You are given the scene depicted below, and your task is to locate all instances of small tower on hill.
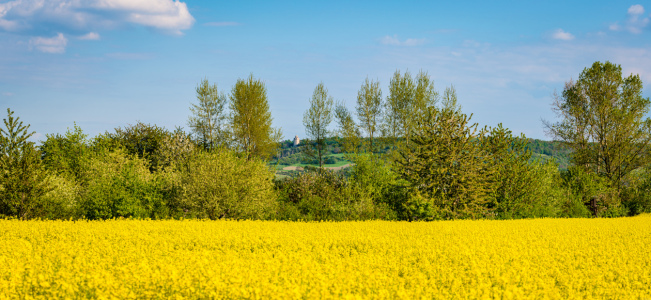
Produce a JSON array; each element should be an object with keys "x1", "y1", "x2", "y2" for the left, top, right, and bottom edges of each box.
[{"x1": 293, "y1": 135, "x2": 300, "y2": 146}]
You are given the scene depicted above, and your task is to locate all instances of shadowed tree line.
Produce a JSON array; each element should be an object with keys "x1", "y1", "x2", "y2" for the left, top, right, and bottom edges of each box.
[{"x1": 2, "y1": 62, "x2": 651, "y2": 220}]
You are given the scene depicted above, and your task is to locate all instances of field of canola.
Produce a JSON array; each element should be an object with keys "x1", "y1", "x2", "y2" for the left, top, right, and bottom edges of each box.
[{"x1": 1, "y1": 216, "x2": 650, "y2": 299}]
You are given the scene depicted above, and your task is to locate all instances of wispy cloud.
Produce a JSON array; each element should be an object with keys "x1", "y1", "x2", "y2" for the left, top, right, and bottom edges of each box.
[
  {"x1": 79, "y1": 32, "x2": 100, "y2": 40},
  {"x1": 204, "y1": 22, "x2": 240, "y2": 27},
  {"x1": 29, "y1": 33, "x2": 67, "y2": 53},
  {"x1": 2, "y1": 92, "x2": 14, "y2": 96},
  {"x1": 0, "y1": 0, "x2": 195, "y2": 35},
  {"x1": 380, "y1": 35, "x2": 426, "y2": 46},
  {"x1": 551, "y1": 29, "x2": 575, "y2": 41},
  {"x1": 106, "y1": 52, "x2": 154, "y2": 60},
  {"x1": 610, "y1": 4, "x2": 649, "y2": 34}
]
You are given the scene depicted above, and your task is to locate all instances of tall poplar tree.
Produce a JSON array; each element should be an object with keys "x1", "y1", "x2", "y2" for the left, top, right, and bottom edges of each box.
[
  {"x1": 356, "y1": 77, "x2": 382, "y2": 152},
  {"x1": 188, "y1": 78, "x2": 227, "y2": 151},
  {"x1": 230, "y1": 74, "x2": 282, "y2": 160},
  {"x1": 384, "y1": 70, "x2": 414, "y2": 145},
  {"x1": 303, "y1": 82, "x2": 334, "y2": 168}
]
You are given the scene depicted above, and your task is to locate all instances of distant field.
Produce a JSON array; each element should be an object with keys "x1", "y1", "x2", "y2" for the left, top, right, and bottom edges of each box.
[
  {"x1": 273, "y1": 153, "x2": 353, "y2": 170},
  {"x1": 2, "y1": 216, "x2": 650, "y2": 298}
]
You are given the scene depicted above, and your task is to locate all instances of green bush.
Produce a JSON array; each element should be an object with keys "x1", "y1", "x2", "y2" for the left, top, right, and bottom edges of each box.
[
  {"x1": 493, "y1": 160, "x2": 565, "y2": 219},
  {"x1": 560, "y1": 166, "x2": 625, "y2": 217},
  {"x1": 79, "y1": 149, "x2": 168, "y2": 220},
  {"x1": 178, "y1": 150, "x2": 277, "y2": 220},
  {"x1": 621, "y1": 168, "x2": 651, "y2": 215},
  {"x1": 274, "y1": 167, "x2": 396, "y2": 221},
  {"x1": 37, "y1": 174, "x2": 81, "y2": 219}
]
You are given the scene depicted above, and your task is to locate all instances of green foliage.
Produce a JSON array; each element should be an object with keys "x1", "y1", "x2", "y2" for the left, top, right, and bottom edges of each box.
[
  {"x1": 230, "y1": 74, "x2": 282, "y2": 160},
  {"x1": 384, "y1": 70, "x2": 438, "y2": 151},
  {"x1": 303, "y1": 82, "x2": 334, "y2": 168},
  {"x1": 334, "y1": 102, "x2": 361, "y2": 154},
  {"x1": 79, "y1": 149, "x2": 168, "y2": 220},
  {"x1": 396, "y1": 105, "x2": 493, "y2": 220},
  {"x1": 188, "y1": 78, "x2": 228, "y2": 150},
  {"x1": 153, "y1": 127, "x2": 196, "y2": 171},
  {"x1": 179, "y1": 150, "x2": 277, "y2": 220},
  {"x1": 621, "y1": 168, "x2": 651, "y2": 215},
  {"x1": 109, "y1": 122, "x2": 170, "y2": 172},
  {"x1": 347, "y1": 154, "x2": 402, "y2": 210},
  {"x1": 0, "y1": 108, "x2": 51, "y2": 219},
  {"x1": 356, "y1": 77, "x2": 382, "y2": 152},
  {"x1": 481, "y1": 124, "x2": 563, "y2": 219},
  {"x1": 275, "y1": 168, "x2": 396, "y2": 221},
  {"x1": 384, "y1": 70, "x2": 415, "y2": 145},
  {"x1": 560, "y1": 166, "x2": 624, "y2": 217},
  {"x1": 40, "y1": 123, "x2": 90, "y2": 179},
  {"x1": 38, "y1": 174, "x2": 81, "y2": 219},
  {"x1": 545, "y1": 61, "x2": 651, "y2": 190}
]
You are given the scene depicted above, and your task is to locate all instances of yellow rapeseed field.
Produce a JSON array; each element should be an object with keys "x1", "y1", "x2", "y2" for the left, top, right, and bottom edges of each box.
[{"x1": 1, "y1": 216, "x2": 650, "y2": 299}]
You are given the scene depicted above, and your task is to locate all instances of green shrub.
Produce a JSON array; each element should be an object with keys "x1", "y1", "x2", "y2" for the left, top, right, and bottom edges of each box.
[
  {"x1": 179, "y1": 150, "x2": 277, "y2": 220},
  {"x1": 79, "y1": 149, "x2": 168, "y2": 220},
  {"x1": 37, "y1": 174, "x2": 81, "y2": 219},
  {"x1": 621, "y1": 168, "x2": 651, "y2": 215},
  {"x1": 274, "y1": 167, "x2": 396, "y2": 221},
  {"x1": 493, "y1": 160, "x2": 565, "y2": 219},
  {"x1": 560, "y1": 166, "x2": 625, "y2": 217}
]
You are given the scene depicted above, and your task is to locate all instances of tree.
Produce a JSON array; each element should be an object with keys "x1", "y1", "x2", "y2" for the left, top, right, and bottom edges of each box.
[
  {"x1": 356, "y1": 77, "x2": 382, "y2": 152},
  {"x1": 153, "y1": 127, "x2": 196, "y2": 171},
  {"x1": 40, "y1": 123, "x2": 90, "y2": 180},
  {"x1": 188, "y1": 78, "x2": 228, "y2": 151},
  {"x1": 396, "y1": 104, "x2": 493, "y2": 220},
  {"x1": 0, "y1": 109, "x2": 50, "y2": 219},
  {"x1": 303, "y1": 82, "x2": 334, "y2": 168},
  {"x1": 230, "y1": 74, "x2": 282, "y2": 160},
  {"x1": 414, "y1": 70, "x2": 439, "y2": 119},
  {"x1": 110, "y1": 122, "x2": 169, "y2": 172},
  {"x1": 334, "y1": 101, "x2": 361, "y2": 154},
  {"x1": 384, "y1": 70, "x2": 414, "y2": 145},
  {"x1": 384, "y1": 70, "x2": 436, "y2": 150},
  {"x1": 544, "y1": 61, "x2": 651, "y2": 191}
]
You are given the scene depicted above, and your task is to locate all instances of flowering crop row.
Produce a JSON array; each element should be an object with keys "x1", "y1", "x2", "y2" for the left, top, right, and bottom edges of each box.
[{"x1": 1, "y1": 216, "x2": 650, "y2": 299}]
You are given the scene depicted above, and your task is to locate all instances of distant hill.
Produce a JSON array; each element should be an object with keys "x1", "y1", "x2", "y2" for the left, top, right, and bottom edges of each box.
[
  {"x1": 526, "y1": 139, "x2": 571, "y2": 169},
  {"x1": 272, "y1": 137, "x2": 572, "y2": 170}
]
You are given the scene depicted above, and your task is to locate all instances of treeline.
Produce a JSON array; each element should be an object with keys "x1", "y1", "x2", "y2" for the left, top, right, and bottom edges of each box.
[
  {"x1": 1, "y1": 61, "x2": 651, "y2": 220},
  {"x1": 274, "y1": 137, "x2": 571, "y2": 169}
]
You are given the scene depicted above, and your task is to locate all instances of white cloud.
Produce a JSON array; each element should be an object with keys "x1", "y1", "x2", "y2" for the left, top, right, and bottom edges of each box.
[
  {"x1": 551, "y1": 29, "x2": 575, "y2": 41},
  {"x1": 29, "y1": 33, "x2": 67, "y2": 53},
  {"x1": 628, "y1": 4, "x2": 645, "y2": 15},
  {"x1": 79, "y1": 32, "x2": 100, "y2": 40},
  {"x1": 204, "y1": 22, "x2": 240, "y2": 27},
  {"x1": 380, "y1": 35, "x2": 425, "y2": 46},
  {"x1": 0, "y1": 0, "x2": 195, "y2": 35},
  {"x1": 610, "y1": 5, "x2": 649, "y2": 34}
]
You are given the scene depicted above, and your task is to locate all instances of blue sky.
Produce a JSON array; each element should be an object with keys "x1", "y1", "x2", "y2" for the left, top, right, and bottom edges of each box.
[{"x1": 1, "y1": 0, "x2": 650, "y2": 142}]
